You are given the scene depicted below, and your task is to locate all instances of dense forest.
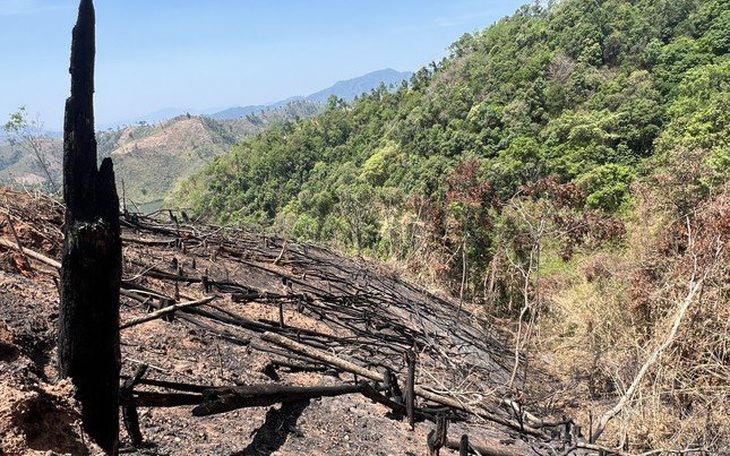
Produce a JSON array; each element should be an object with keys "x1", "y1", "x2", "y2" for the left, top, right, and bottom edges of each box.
[
  {"x1": 173, "y1": 0, "x2": 727, "y2": 295},
  {"x1": 171, "y1": 0, "x2": 730, "y2": 449}
]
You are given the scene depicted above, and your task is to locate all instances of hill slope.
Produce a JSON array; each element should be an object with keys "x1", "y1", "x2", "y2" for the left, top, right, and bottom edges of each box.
[
  {"x1": 0, "y1": 138, "x2": 62, "y2": 193},
  {"x1": 0, "y1": 101, "x2": 319, "y2": 210},
  {"x1": 172, "y1": 0, "x2": 730, "y2": 450},
  {"x1": 100, "y1": 116, "x2": 235, "y2": 210},
  {"x1": 173, "y1": 0, "x2": 730, "y2": 296},
  {"x1": 0, "y1": 187, "x2": 573, "y2": 455}
]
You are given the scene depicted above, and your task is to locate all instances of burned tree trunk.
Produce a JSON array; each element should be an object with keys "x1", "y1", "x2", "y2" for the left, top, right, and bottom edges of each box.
[
  {"x1": 58, "y1": 1, "x2": 122, "y2": 454},
  {"x1": 192, "y1": 383, "x2": 367, "y2": 416}
]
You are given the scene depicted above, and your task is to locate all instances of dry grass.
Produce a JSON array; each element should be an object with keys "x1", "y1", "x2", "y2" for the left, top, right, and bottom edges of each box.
[{"x1": 526, "y1": 186, "x2": 730, "y2": 452}]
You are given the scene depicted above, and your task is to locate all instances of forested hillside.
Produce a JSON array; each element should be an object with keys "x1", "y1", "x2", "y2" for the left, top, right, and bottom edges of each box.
[
  {"x1": 0, "y1": 101, "x2": 321, "y2": 211},
  {"x1": 173, "y1": 0, "x2": 730, "y2": 449},
  {"x1": 174, "y1": 0, "x2": 728, "y2": 289},
  {"x1": 97, "y1": 101, "x2": 320, "y2": 210}
]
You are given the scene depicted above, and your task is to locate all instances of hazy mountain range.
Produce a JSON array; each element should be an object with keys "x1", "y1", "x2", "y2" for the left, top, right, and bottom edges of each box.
[
  {"x1": 108, "y1": 68, "x2": 413, "y2": 128},
  {"x1": 1, "y1": 68, "x2": 414, "y2": 209}
]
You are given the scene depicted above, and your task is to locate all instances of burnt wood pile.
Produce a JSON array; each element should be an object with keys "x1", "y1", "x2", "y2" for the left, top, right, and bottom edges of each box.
[
  {"x1": 114, "y1": 210, "x2": 592, "y2": 454},
  {"x1": 0, "y1": 196, "x2": 616, "y2": 454}
]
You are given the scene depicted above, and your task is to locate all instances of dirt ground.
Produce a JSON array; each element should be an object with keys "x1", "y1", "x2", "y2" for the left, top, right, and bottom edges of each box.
[{"x1": 0, "y1": 188, "x2": 566, "y2": 455}]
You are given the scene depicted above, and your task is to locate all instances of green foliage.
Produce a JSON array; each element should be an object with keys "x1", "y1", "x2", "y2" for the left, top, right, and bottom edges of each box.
[
  {"x1": 4, "y1": 107, "x2": 29, "y2": 134},
  {"x1": 173, "y1": 0, "x2": 729, "y2": 301},
  {"x1": 577, "y1": 163, "x2": 636, "y2": 211}
]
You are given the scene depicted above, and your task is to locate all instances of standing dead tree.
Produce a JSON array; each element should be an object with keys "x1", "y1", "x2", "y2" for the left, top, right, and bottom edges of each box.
[
  {"x1": 3, "y1": 107, "x2": 60, "y2": 194},
  {"x1": 58, "y1": 0, "x2": 122, "y2": 454}
]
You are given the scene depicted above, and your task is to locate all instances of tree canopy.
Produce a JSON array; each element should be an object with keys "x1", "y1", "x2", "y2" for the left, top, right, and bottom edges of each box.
[{"x1": 172, "y1": 0, "x2": 730, "y2": 302}]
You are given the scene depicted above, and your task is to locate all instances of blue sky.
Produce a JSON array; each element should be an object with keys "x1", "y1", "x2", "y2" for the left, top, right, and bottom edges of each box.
[{"x1": 1, "y1": 0, "x2": 527, "y2": 130}]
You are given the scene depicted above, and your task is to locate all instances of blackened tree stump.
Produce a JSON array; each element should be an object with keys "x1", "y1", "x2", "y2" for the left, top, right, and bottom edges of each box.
[{"x1": 58, "y1": 1, "x2": 122, "y2": 454}]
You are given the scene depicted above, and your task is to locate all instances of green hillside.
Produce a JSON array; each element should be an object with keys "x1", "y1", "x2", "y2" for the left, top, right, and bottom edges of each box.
[
  {"x1": 0, "y1": 138, "x2": 61, "y2": 191},
  {"x1": 172, "y1": 0, "x2": 730, "y2": 449},
  {"x1": 175, "y1": 0, "x2": 729, "y2": 272},
  {"x1": 99, "y1": 101, "x2": 322, "y2": 209}
]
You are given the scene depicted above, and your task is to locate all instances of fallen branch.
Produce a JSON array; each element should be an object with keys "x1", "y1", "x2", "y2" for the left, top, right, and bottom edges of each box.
[
  {"x1": 590, "y1": 260, "x2": 713, "y2": 443},
  {"x1": 121, "y1": 235, "x2": 177, "y2": 246},
  {"x1": 0, "y1": 238, "x2": 146, "y2": 303},
  {"x1": 129, "y1": 377, "x2": 209, "y2": 393},
  {"x1": 0, "y1": 237, "x2": 60, "y2": 268},
  {"x1": 359, "y1": 382, "x2": 439, "y2": 422},
  {"x1": 120, "y1": 296, "x2": 216, "y2": 329},
  {"x1": 262, "y1": 332, "x2": 548, "y2": 438},
  {"x1": 3, "y1": 216, "x2": 35, "y2": 276},
  {"x1": 500, "y1": 399, "x2": 568, "y2": 429},
  {"x1": 445, "y1": 437, "x2": 522, "y2": 456},
  {"x1": 192, "y1": 382, "x2": 367, "y2": 416},
  {"x1": 263, "y1": 331, "x2": 384, "y2": 381},
  {"x1": 125, "y1": 391, "x2": 203, "y2": 408}
]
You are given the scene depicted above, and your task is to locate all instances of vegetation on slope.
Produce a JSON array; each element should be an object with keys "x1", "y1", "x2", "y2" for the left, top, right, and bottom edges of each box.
[
  {"x1": 175, "y1": 0, "x2": 728, "y2": 290},
  {"x1": 0, "y1": 101, "x2": 321, "y2": 210},
  {"x1": 173, "y1": 0, "x2": 730, "y2": 449},
  {"x1": 99, "y1": 101, "x2": 322, "y2": 209}
]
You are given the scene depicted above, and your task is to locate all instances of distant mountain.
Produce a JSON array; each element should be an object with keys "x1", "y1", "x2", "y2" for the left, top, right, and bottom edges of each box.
[
  {"x1": 0, "y1": 68, "x2": 412, "y2": 207},
  {"x1": 207, "y1": 104, "x2": 277, "y2": 121},
  {"x1": 209, "y1": 69, "x2": 412, "y2": 121},
  {"x1": 103, "y1": 69, "x2": 412, "y2": 126},
  {"x1": 304, "y1": 69, "x2": 413, "y2": 104}
]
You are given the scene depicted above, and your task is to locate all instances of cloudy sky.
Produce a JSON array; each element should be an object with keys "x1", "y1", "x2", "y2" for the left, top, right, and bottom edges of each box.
[{"x1": 0, "y1": 0, "x2": 526, "y2": 129}]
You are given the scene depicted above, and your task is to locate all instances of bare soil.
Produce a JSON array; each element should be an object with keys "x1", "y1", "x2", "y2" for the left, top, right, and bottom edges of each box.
[{"x1": 0, "y1": 188, "x2": 566, "y2": 455}]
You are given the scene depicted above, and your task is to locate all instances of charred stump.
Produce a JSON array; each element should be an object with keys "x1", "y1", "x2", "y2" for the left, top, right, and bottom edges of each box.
[
  {"x1": 405, "y1": 347, "x2": 416, "y2": 430},
  {"x1": 58, "y1": 0, "x2": 122, "y2": 454},
  {"x1": 427, "y1": 415, "x2": 448, "y2": 456}
]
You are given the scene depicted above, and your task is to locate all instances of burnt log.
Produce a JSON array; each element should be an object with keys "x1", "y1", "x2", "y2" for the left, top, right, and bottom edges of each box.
[
  {"x1": 119, "y1": 296, "x2": 215, "y2": 329},
  {"x1": 192, "y1": 383, "x2": 367, "y2": 416},
  {"x1": 125, "y1": 391, "x2": 204, "y2": 408},
  {"x1": 444, "y1": 437, "x2": 523, "y2": 456},
  {"x1": 459, "y1": 435, "x2": 469, "y2": 456},
  {"x1": 262, "y1": 332, "x2": 549, "y2": 438},
  {"x1": 58, "y1": 1, "x2": 122, "y2": 454},
  {"x1": 121, "y1": 365, "x2": 147, "y2": 447},
  {"x1": 427, "y1": 415, "x2": 448, "y2": 456}
]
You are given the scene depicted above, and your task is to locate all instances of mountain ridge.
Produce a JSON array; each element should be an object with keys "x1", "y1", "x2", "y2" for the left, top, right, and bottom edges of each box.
[
  {"x1": 0, "y1": 66, "x2": 413, "y2": 206},
  {"x1": 206, "y1": 68, "x2": 412, "y2": 121},
  {"x1": 104, "y1": 68, "x2": 413, "y2": 128}
]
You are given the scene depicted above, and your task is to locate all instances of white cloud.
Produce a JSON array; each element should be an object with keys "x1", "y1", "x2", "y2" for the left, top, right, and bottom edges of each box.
[{"x1": 0, "y1": 0, "x2": 71, "y2": 16}]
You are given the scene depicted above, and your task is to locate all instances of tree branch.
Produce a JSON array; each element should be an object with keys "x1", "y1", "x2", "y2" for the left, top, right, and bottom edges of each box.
[
  {"x1": 590, "y1": 247, "x2": 719, "y2": 442},
  {"x1": 120, "y1": 296, "x2": 216, "y2": 329}
]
